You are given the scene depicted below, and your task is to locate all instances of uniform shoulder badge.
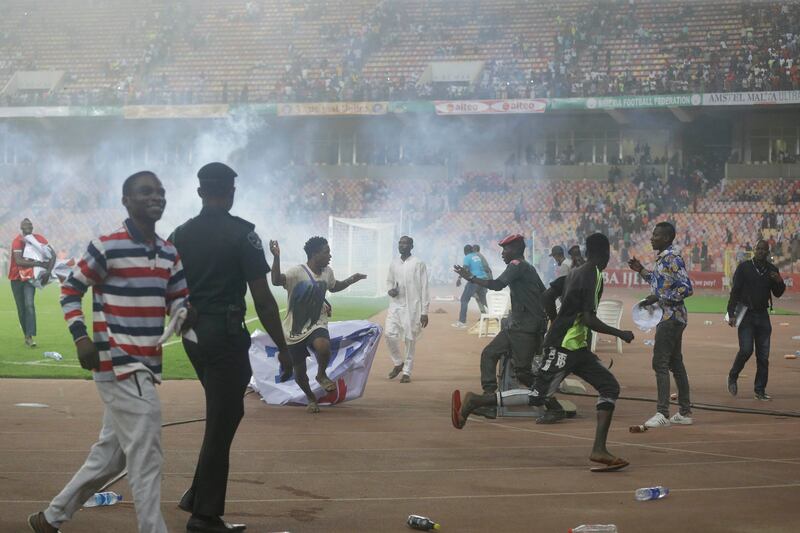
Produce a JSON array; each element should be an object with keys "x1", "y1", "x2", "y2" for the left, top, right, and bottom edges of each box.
[{"x1": 247, "y1": 231, "x2": 263, "y2": 250}]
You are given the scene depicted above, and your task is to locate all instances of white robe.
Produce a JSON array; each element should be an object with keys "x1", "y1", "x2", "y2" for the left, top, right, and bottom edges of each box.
[{"x1": 385, "y1": 255, "x2": 430, "y2": 341}]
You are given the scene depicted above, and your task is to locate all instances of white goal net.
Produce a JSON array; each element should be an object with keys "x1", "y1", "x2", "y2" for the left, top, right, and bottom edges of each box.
[{"x1": 328, "y1": 216, "x2": 395, "y2": 297}]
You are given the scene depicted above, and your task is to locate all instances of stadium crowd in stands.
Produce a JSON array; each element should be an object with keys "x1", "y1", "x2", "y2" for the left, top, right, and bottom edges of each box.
[
  {"x1": 2, "y1": 0, "x2": 800, "y2": 106},
  {"x1": 3, "y1": 157, "x2": 799, "y2": 286}
]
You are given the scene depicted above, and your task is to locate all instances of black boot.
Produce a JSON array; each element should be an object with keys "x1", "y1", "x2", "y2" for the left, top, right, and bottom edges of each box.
[
  {"x1": 536, "y1": 397, "x2": 567, "y2": 424},
  {"x1": 463, "y1": 391, "x2": 498, "y2": 419}
]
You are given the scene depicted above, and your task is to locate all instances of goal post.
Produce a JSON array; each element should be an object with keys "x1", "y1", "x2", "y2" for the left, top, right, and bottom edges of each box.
[{"x1": 328, "y1": 216, "x2": 396, "y2": 297}]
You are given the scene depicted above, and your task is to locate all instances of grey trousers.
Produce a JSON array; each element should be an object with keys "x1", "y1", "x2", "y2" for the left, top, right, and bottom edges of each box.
[
  {"x1": 10, "y1": 279, "x2": 36, "y2": 336},
  {"x1": 44, "y1": 372, "x2": 167, "y2": 533},
  {"x1": 653, "y1": 319, "x2": 691, "y2": 416},
  {"x1": 480, "y1": 328, "x2": 543, "y2": 393}
]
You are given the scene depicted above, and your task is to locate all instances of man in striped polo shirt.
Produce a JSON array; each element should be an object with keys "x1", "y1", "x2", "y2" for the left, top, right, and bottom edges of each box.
[{"x1": 28, "y1": 171, "x2": 187, "y2": 533}]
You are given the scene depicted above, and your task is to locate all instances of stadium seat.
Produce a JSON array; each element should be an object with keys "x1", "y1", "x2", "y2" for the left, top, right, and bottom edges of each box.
[
  {"x1": 591, "y1": 299, "x2": 624, "y2": 354},
  {"x1": 477, "y1": 289, "x2": 511, "y2": 338}
]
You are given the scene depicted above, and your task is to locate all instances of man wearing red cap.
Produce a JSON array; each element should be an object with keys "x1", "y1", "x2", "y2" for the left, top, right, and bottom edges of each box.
[
  {"x1": 453, "y1": 233, "x2": 547, "y2": 397},
  {"x1": 453, "y1": 233, "x2": 635, "y2": 472}
]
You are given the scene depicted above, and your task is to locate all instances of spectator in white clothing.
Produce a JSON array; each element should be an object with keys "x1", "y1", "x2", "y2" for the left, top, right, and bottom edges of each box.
[{"x1": 386, "y1": 236, "x2": 430, "y2": 383}]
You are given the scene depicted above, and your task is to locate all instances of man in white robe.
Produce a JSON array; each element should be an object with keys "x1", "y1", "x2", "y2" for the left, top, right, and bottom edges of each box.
[{"x1": 386, "y1": 236, "x2": 429, "y2": 383}]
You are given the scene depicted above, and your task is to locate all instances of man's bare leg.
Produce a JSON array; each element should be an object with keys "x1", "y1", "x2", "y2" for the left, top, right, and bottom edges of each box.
[
  {"x1": 293, "y1": 359, "x2": 319, "y2": 414},
  {"x1": 311, "y1": 336, "x2": 336, "y2": 392},
  {"x1": 589, "y1": 407, "x2": 628, "y2": 471}
]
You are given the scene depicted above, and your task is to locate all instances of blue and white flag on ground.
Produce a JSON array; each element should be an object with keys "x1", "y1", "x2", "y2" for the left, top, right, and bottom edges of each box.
[{"x1": 249, "y1": 320, "x2": 382, "y2": 406}]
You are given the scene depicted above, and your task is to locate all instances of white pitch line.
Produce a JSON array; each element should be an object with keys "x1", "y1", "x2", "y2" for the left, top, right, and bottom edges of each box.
[
  {"x1": 211, "y1": 482, "x2": 800, "y2": 503},
  {"x1": 6, "y1": 439, "x2": 800, "y2": 456},
  {"x1": 473, "y1": 417, "x2": 800, "y2": 467},
  {"x1": 2, "y1": 361, "x2": 82, "y2": 368},
  {"x1": 3, "y1": 482, "x2": 800, "y2": 505},
  {"x1": 0, "y1": 459, "x2": 777, "y2": 476}
]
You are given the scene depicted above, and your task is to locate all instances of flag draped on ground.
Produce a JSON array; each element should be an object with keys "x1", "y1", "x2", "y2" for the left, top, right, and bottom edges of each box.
[{"x1": 249, "y1": 320, "x2": 382, "y2": 406}]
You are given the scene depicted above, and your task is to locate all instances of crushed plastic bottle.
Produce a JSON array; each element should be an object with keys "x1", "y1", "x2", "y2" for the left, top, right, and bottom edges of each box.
[
  {"x1": 84, "y1": 491, "x2": 122, "y2": 507},
  {"x1": 643, "y1": 339, "x2": 655, "y2": 346},
  {"x1": 43, "y1": 351, "x2": 63, "y2": 361},
  {"x1": 407, "y1": 515, "x2": 440, "y2": 531},
  {"x1": 635, "y1": 486, "x2": 669, "y2": 501},
  {"x1": 569, "y1": 526, "x2": 618, "y2": 533}
]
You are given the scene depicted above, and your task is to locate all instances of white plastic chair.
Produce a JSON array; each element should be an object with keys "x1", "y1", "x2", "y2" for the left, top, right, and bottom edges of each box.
[
  {"x1": 478, "y1": 290, "x2": 510, "y2": 337},
  {"x1": 591, "y1": 299, "x2": 624, "y2": 354}
]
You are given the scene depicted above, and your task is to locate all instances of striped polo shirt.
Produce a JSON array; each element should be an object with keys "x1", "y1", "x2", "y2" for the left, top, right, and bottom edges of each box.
[{"x1": 60, "y1": 219, "x2": 189, "y2": 382}]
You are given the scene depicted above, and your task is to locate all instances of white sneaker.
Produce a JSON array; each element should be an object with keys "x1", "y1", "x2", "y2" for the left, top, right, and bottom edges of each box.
[
  {"x1": 451, "y1": 322, "x2": 466, "y2": 328},
  {"x1": 644, "y1": 412, "x2": 671, "y2": 428},
  {"x1": 670, "y1": 413, "x2": 693, "y2": 425}
]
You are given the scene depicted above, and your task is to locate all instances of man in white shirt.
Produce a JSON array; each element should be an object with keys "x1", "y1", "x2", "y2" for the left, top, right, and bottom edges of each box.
[
  {"x1": 386, "y1": 236, "x2": 430, "y2": 383},
  {"x1": 270, "y1": 237, "x2": 367, "y2": 412}
]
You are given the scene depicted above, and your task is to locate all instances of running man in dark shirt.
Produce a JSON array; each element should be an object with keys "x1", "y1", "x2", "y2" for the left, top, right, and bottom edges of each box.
[
  {"x1": 452, "y1": 233, "x2": 635, "y2": 472},
  {"x1": 453, "y1": 234, "x2": 546, "y2": 394}
]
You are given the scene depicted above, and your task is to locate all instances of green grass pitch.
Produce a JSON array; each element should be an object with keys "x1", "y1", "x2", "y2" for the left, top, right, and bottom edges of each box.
[{"x1": 0, "y1": 279, "x2": 388, "y2": 379}]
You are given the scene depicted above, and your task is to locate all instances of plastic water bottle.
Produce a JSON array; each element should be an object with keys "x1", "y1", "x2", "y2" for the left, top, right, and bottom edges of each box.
[
  {"x1": 84, "y1": 491, "x2": 122, "y2": 507},
  {"x1": 635, "y1": 486, "x2": 669, "y2": 501},
  {"x1": 43, "y1": 351, "x2": 63, "y2": 361},
  {"x1": 643, "y1": 339, "x2": 655, "y2": 346},
  {"x1": 569, "y1": 526, "x2": 618, "y2": 533},
  {"x1": 407, "y1": 514, "x2": 440, "y2": 531}
]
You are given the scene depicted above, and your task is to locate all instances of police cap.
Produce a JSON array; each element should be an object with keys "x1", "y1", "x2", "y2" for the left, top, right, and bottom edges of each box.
[{"x1": 197, "y1": 162, "x2": 237, "y2": 191}]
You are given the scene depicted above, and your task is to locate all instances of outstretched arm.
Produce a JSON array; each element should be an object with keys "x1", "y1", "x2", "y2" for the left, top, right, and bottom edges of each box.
[
  {"x1": 453, "y1": 264, "x2": 505, "y2": 290},
  {"x1": 583, "y1": 273, "x2": 633, "y2": 342},
  {"x1": 269, "y1": 240, "x2": 287, "y2": 287},
  {"x1": 584, "y1": 312, "x2": 634, "y2": 343},
  {"x1": 331, "y1": 272, "x2": 367, "y2": 293}
]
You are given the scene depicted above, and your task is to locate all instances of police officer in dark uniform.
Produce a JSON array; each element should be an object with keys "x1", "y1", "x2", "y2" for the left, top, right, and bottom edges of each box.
[
  {"x1": 170, "y1": 162, "x2": 289, "y2": 533},
  {"x1": 454, "y1": 234, "x2": 547, "y2": 394}
]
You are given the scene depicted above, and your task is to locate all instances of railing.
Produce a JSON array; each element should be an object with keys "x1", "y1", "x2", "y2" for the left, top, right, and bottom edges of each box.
[{"x1": 725, "y1": 163, "x2": 800, "y2": 180}]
